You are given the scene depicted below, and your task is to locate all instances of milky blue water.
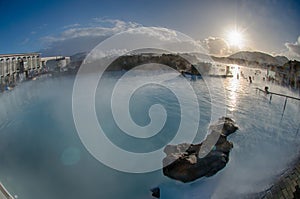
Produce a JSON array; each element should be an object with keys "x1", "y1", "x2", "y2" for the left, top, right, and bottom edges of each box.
[{"x1": 0, "y1": 67, "x2": 299, "y2": 199}]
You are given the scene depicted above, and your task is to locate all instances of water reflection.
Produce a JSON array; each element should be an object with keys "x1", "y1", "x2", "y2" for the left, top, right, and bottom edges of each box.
[{"x1": 224, "y1": 65, "x2": 240, "y2": 112}]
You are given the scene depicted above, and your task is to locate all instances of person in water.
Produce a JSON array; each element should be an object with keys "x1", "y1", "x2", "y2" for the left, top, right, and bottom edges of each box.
[{"x1": 265, "y1": 86, "x2": 269, "y2": 94}]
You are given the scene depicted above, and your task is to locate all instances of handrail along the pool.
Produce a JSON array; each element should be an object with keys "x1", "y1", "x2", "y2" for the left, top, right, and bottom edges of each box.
[{"x1": 255, "y1": 87, "x2": 300, "y2": 120}]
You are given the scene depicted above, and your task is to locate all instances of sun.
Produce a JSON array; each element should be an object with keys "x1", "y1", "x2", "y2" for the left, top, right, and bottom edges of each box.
[{"x1": 227, "y1": 29, "x2": 244, "y2": 48}]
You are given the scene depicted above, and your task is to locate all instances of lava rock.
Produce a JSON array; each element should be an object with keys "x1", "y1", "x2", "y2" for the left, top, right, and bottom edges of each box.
[
  {"x1": 150, "y1": 187, "x2": 160, "y2": 198},
  {"x1": 163, "y1": 117, "x2": 238, "y2": 183}
]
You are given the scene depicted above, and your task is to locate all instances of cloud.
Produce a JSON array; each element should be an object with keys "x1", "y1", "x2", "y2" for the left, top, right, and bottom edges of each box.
[
  {"x1": 87, "y1": 48, "x2": 129, "y2": 61},
  {"x1": 40, "y1": 19, "x2": 142, "y2": 56},
  {"x1": 41, "y1": 18, "x2": 206, "y2": 57},
  {"x1": 277, "y1": 36, "x2": 300, "y2": 61},
  {"x1": 285, "y1": 36, "x2": 300, "y2": 57},
  {"x1": 43, "y1": 27, "x2": 117, "y2": 43},
  {"x1": 42, "y1": 19, "x2": 141, "y2": 44},
  {"x1": 40, "y1": 18, "x2": 207, "y2": 57},
  {"x1": 202, "y1": 37, "x2": 231, "y2": 56},
  {"x1": 92, "y1": 18, "x2": 140, "y2": 29},
  {"x1": 63, "y1": 23, "x2": 81, "y2": 29},
  {"x1": 40, "y1": 35, "x2": 109, "y2": 56},
  {"x1": 84, "y1": 27, "x2": 207, "y2": 62},
  {"x1": 126, "y1": 27, "x2": 179, "y2": 41}
]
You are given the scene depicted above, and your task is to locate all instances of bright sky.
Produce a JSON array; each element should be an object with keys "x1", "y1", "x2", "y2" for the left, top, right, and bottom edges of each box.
[{"x1": 0, "y1": 0, "x2": 300, "y2": 58}]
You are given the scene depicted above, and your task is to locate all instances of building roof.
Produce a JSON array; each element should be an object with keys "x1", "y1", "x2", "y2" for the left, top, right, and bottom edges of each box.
[{"x1": 0, "y1": 53, "x2": 40, "y2": 57}]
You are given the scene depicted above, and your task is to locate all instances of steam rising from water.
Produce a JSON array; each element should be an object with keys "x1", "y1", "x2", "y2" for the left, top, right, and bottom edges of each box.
[{"x1": 0, "y1": 68, "x2": 299, "y2": 199}]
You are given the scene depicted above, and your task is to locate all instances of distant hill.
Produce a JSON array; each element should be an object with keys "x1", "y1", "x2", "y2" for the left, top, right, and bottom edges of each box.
[
  {"x1": 68, "y1": 52, "x2": 88, "y2": 69},
  {"x1": 67, "y1": 50, "x2": 290, "y2": 72},
  {"x1": 274, "y1": 55, "x2": 289, "y2": 65},
  {"x1": 67, "y1": 52, "x2": 207, "y2": 74},
  {"x1": 228, "y1": 51, "x2": 288, "y2": 65},
  {"x1": 212, "y1": 51, "x2": 289, "y2": 67},
  {"x1": 70, "y1": 52, "x2": 87, "y2": 62}
]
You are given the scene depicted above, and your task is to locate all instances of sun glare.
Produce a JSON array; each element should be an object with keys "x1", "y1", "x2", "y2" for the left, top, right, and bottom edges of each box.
[{"x1": 227, "y1": 30, "x2": 244, "y2": 48}]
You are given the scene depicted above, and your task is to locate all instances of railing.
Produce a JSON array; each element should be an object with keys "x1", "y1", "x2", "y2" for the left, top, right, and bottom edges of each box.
[
  {"x1": 256, "y1": 87, "x2": 300, "y2": 100},
  {"x1": 256, "y1": 87, "x2": 300, "y2": 115},
  {"x1": 256, "y1": 87, "x2": 300, "y2": 135}
]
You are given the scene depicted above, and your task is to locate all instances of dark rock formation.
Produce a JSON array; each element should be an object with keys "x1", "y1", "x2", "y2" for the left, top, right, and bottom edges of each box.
[
  {"x1": 163, "y1": 117, "x2": 238, "y2": 183},
  {"x1": 150, "y1": 187, "x2": 160, "y2": 198},
  {"x1": 107, "y1": 53, "x2": 194, "y2": 71}
]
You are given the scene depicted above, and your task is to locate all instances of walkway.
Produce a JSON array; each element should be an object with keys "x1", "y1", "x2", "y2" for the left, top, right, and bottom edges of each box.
[
  {"x1": 260, "y1": 157, "x2": 300, "y2": 199},
  {"x1": 0, "y1": 183, "x2": 14, "y2": 199}
]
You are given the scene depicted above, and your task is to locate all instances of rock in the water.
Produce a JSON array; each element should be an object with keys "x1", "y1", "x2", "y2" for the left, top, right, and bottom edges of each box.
[
  {"x1": 150, "y1": 187, "x2": 160, "y2": 198},
  {"x1": 162, "y1": 117, "x2": 238, "y2": 183}
]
